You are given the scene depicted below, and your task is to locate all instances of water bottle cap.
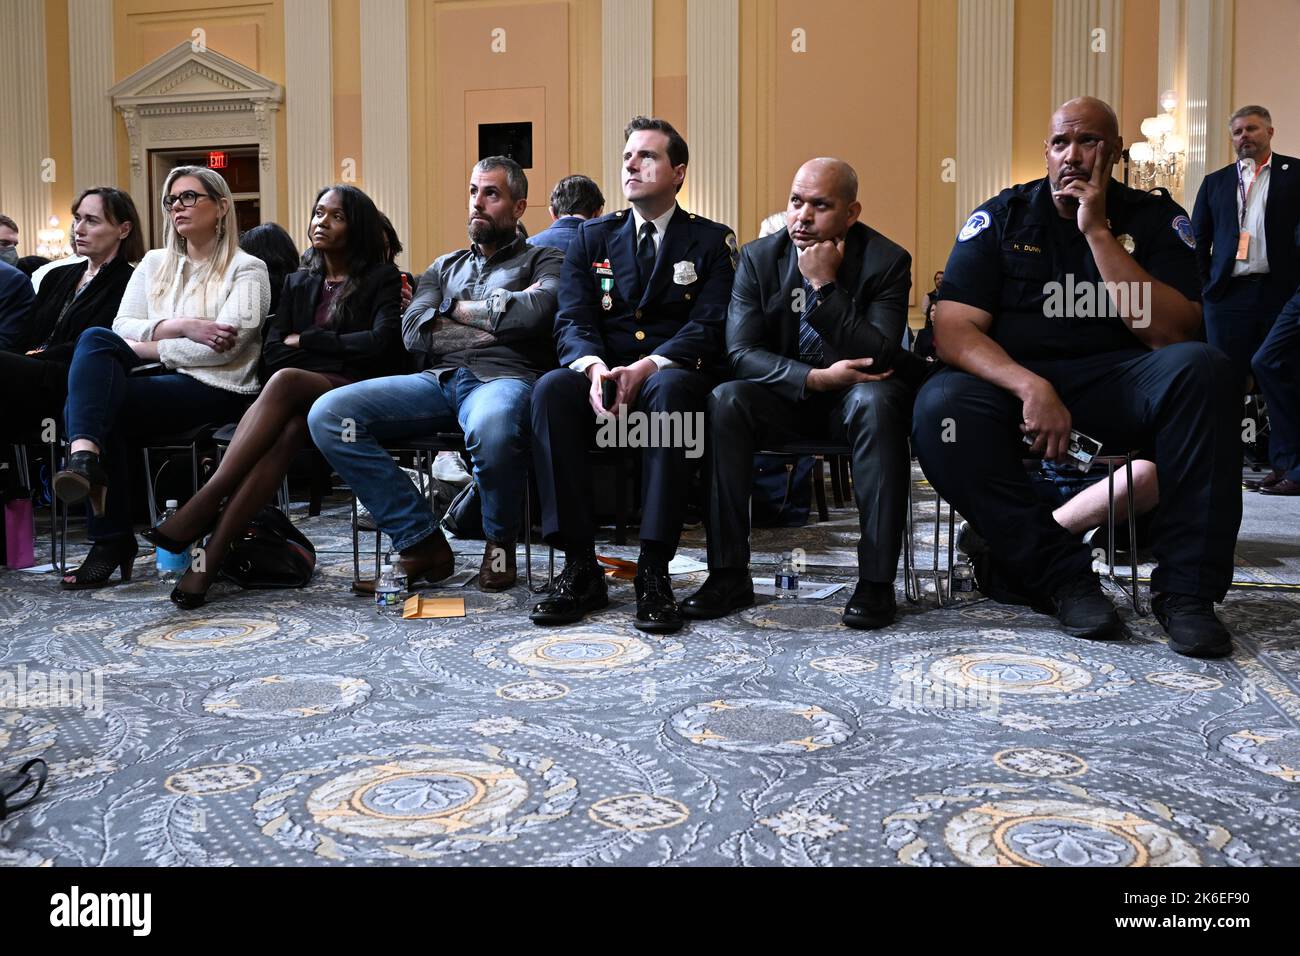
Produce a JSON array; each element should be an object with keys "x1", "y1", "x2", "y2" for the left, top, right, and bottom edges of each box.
[
  {"x1": 165, "y1": 499, "x2": 179, "y2": 508},
  {"x1": 380, "y1": 564, "x2": 394, "y2": 574}
]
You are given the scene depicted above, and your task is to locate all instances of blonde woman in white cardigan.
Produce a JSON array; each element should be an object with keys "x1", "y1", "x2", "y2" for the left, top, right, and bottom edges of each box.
[{"x1": 53, "y1": 165, "x2": 270, "y2": 589}]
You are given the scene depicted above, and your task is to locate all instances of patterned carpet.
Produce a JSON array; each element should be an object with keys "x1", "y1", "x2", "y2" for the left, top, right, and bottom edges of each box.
[{"x1": 2, "y1": 472, "x2": 1299, "y2": 867}]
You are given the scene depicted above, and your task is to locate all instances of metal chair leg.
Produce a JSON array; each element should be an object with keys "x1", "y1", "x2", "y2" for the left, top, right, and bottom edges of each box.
[
  {"x1": 813, "y1": 456, "x2": 829, "y2": 521},
  {"x1": 524, "y1": 476, "x2": 533, "y2": 592},
  {"x1": 903, "y1": 465, "x2": 919, "y2": 604},
  {"x1": 1125, "y1": 455, "x2": 1141, "y2": 615},
  {"x1": 351, "y1": 494, "x2": 361, "y2": 584},
  {"x1": 142, "y1": 448, "x2": 159, "y2": 528},
  {"x1": 829, "y1": 454, "x2": 844, "y2": 508}
]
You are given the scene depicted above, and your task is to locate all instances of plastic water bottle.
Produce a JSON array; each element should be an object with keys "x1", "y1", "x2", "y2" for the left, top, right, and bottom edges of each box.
[
  {"x1": 775, "y1": 552, "x2": 799, "y2": 599},
  {"x1": 951, "y1": 556, "x2": 975, "y2": 596},
  {"x1": 375, "y1": 563, "x2": 404, "y2": 614},
  {"x1": 155, "y1": 500, "x2": 188, "y2": 583}
]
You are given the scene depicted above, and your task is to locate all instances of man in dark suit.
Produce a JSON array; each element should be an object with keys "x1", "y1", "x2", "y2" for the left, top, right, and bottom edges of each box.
[
  {"x1": 0, "y1": 259, "x2": 34, "y2": 354},
  {"x1": 530, "y1": 115, "x2": 737, "y2": 633},
  {"x1": 681, "y1": 158, "x2": 925, "y2": 629},
  {"x1": 529, "y1": 174, "x2": 605, "y2": 254},
  {"x1": 1191, "y1": 106, "x2": 1300, "y2": 398}
]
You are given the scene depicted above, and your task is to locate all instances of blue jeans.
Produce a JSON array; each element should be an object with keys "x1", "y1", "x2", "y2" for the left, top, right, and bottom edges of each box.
[
  {"x1": 64, "y1": 327, "x2": 252, "y2": 541},
  {"x1": 307, "y1": 367, "x2": 532, "y2": 548}
]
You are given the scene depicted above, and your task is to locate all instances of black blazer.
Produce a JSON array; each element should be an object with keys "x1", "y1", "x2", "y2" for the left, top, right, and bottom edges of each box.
[
  {"x1": 1191, "y1": 153, "x2": 1300, "y2": 300},
  {"x1": 24, "y1": 256, "x2": 134, "y2": 362},
  {"x1": 261, "y1": 263, "x2": 404, "y2": 381},
  {"x1": 726, "y1": 221, "x2": 913, "y2": 403},
  {"x1": 553, "y1": 205, "x2": 737, "y2": 369}
]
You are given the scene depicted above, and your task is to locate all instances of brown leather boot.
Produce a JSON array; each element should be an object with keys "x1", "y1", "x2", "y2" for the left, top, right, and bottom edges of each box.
[
  {"x1": 478, "y1": 539, "x2": 517, "y2": 591},
  {"x1": 352, "y1": 533, "x2": 455, "y2": 594}
]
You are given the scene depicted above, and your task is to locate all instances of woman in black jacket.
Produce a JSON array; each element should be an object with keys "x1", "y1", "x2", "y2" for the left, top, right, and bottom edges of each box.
[
  {"x1": 142, "y1": 183, "x2": 403, "y2": 607},
  {"x1": 0, "y1": 187, "x2": 143, "y2": 441}
]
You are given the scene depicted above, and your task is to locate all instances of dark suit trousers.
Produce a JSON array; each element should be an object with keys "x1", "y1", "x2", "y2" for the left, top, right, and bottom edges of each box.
[
  {"x1": 0, "y1": 350, "x2": 69, "y2": 441},
  {"x1": 1252, "y1": 290, "x2": 1300, "y2": 481},
  {"x1": 531, "y1": 366, "x2": 713, "y2": 553},
  {"x1": 1203, "y1": 275, "x2": 1293, "y2": 386},
  {"x1": 913, "y1": 343, "x2": 1241, "y2": 602},
  {"x1": 706, "y1": 377, "x2": 913, "y2": 581}
]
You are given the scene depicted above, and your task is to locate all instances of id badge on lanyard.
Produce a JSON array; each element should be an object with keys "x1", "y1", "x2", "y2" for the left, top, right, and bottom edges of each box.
[{"x1": 1236, "y1": 161, "x2": 1263, "y2": 260}]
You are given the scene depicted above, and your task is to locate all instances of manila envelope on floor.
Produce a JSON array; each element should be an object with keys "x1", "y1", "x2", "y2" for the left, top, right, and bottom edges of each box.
[{"x1": 402, "y1": 595, "x2": 466, "y2": 619}]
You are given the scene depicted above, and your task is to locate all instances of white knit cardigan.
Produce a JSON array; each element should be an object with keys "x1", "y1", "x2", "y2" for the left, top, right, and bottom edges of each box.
[{"x1": 112, "y1": 248, "x2": 271, "y2": 395}]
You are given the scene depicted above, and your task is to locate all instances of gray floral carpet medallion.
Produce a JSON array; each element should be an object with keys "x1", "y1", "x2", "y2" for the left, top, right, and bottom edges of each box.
[{"x1": 2, "y1": 472, "x2": 1298, "y2": 867}]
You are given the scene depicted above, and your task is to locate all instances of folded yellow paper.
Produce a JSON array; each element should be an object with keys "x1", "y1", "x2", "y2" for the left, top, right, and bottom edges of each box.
[
  {"x1": 597, "y1": 555, "x2": 638, "y2": 580},
  {"x1": 402, "y1": 595, "x2": 466, "y2": 619}
]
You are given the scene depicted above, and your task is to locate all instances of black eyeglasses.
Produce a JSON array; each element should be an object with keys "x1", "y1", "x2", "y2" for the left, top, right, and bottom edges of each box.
[
  {"x1": 0, "y1": 758, "x2": 47, "y2": 820},
  {"x1": 162, "y1": 190, "x2": 214, "y2": 210}
]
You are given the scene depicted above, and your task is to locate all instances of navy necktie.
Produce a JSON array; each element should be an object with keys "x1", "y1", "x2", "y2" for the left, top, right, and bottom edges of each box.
[
  {"x1": 637, "y1": 221, "x2": 657, "y2": 287},
  {"x1": 798, "y1": 278, "x2": 825, "y2": 366}
]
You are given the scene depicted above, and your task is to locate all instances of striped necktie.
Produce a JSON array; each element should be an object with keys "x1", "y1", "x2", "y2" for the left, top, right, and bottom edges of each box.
[{"x1": 798, "y1": 278, "x2": 825, "y2": 366}]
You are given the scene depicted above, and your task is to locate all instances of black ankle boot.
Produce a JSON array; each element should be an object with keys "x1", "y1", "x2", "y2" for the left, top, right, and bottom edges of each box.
[{"x1": 53, "y1": 451, "x2": 109, "y2": 517}]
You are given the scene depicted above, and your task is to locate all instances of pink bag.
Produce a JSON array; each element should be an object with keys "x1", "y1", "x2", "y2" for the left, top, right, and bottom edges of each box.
[{"x1": 4, "y1": 493, "x2": 35, "y2": 569}]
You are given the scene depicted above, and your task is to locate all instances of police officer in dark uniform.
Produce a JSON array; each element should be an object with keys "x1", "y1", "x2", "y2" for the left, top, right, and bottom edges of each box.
[
  {"x1": 913, "y1": 97, "x2": 1241, "y2": 657},
  {"x1": 530, "y1": 116, "x2": 737, "y2": 633}
]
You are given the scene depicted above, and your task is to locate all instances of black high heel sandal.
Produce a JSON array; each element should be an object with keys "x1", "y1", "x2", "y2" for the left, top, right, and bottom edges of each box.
[
  {"x1": 170, "y1": 569, "x2": 211, "y2": 610},
  {"x1": 53, "y1": 450, "x2": 110, "y2": 517},
  {"x1": 141, "y1": 517, "x2": 215, "y2": 555},
  {"x1": 169, "y1": 585, "x2": 207, "y2": 610},
  {"x1": 61, "y1": 537, "x2": 138, "y2": 590}
]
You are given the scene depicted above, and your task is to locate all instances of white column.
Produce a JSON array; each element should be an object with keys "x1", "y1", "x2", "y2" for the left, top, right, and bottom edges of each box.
[
  {"x1": 68, "y1": 0, "x2": 117, "y2": 196},
  {"x1": 361, "y1": 0, "x2": 410, "y2": 269},
  {"x1": 1053, "y1": 0, "x2": 1125, "y2": 108},
  {"x1": 601, "y1": 0, "x2": 653, "y2": 207},
  {"x1": 956, "y1": 0, "x2": 1014, "y2": 230},
  {"x1": 0, "y1": 0, "x2": 50, "y2": 255},
  {"x1": 1183, "y1": 0, "x2": 1235, "y2": 202},
  {"x1": 284, "y1": 0, "x2": 333, "y2": 248},
  {"x1": 686, "y1": 0, "x2": 738, "y2": 230},
  {"x1": 1156, "y1": 0, "x2": 1234, "y2": 206}
]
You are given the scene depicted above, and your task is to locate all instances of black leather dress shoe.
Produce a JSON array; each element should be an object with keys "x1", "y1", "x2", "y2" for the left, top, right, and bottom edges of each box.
[
  {"x1": 842, "y1": 580, "x2": 897, "y2": 630},
  {"x1": 633, "y1": 565, "x2": 683, "y2": 633},
  {"x1": 681, "y1": 571, "x2": 755, "y2": 619},
  {"x1": 1243, "y1": 469, "x2": 1283, "y2": 490},
  {"x1": 530, "y1": 559, "x2": 609, "y2": 625},
  {"x1": 1259, "y1": 477, "x2": 1300, "y2": 496}
]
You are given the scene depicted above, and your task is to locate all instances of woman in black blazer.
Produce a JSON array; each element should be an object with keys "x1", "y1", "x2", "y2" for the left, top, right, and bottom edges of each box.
[
  {"x1": 142, "y1": 184, "x2": 404, "y2": 607},
  {"x1": 0, "y1": 187, "x2": 143, "y2": 440}
]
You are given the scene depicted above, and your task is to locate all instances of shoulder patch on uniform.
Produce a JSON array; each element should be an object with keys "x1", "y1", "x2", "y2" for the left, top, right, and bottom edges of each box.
[
  {"x1": 1171, "y1": 214, "x2": 1196, "y2": 249},
  {"x1": 724, "y1": 232, "x2": 738, "y2": 269},
  {"x1": 958, "y1": 210, "x2": 991, "y2": 242}
]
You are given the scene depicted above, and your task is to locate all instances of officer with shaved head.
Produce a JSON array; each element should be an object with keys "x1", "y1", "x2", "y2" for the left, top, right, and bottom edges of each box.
[{"x1": 913, "y1": 96, "x2": 1241, "y2": 656}]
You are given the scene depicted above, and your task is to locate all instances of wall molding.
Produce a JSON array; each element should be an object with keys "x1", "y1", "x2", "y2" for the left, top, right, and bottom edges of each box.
[
  {"x1": 68, "y1": 0, "x2": 117, "y2": 196},
  {"x1": 1052, "y1": 0, "x2": 1125, "y2": 107},
  {"x1": 360, "y1": 0, "x2": 410, "y2": 269},
  {"x1": 284, "y1": 0, "x2": 333, "y2": 248},
  {"x1": 686, "y1": 0, "x2": 738, "y2": 230},
  {"x1": 956, "y1": 0, "x2": 1014, "y2": 229},
  {"x1": 0, "y1": 0, "x2": 50, "y2": 255},
  {"x1": 601, "y1": 0, "x2": 653, "y2": 207}
]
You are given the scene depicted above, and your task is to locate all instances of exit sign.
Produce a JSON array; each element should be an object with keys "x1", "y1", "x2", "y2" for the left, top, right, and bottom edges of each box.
[{"x1": 207, "y1": 151, "x2": 228, "y2": 169}]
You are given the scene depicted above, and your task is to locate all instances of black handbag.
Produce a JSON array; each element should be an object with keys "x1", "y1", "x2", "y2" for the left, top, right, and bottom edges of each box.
[
  {"x1": 219, "y1": 505, "x2": 316, "y2": 589},
  {"x1": 0, "y1": 758, "x2": 47, "y2": 820},
  {"x1": 441, "y1": 481, "x2": 484, "y2": 540}
]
